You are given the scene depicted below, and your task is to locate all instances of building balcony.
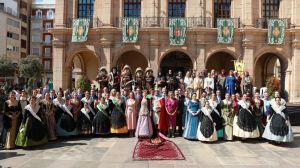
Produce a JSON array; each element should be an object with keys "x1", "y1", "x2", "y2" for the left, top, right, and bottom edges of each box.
[
  {"x1": 66, "y1": 17, "x2": 103, "y2": 28},
  {"x1": 31, "y1": 15, "x2": 55, "y2": 20},
  {"x1": 256, "y1": 18, "x2": 291, "y2": 29},
  {"x1": 116, "y1": 17, "x2": 214, "y2": 28},
  {"x1": 63, "y1": 17, "x2": 241, "y2": 29},
  {"x1": 0, "y1": 6, "x2": 18, "y2": 17},
  {"x1": 41, "y1": 40, "x2": 52, "y2": 45}
]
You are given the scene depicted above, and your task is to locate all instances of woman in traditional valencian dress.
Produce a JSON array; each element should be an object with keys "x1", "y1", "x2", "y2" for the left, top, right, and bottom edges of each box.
[
  {"x1": 233, "y1": 93, "x2": 260, "y2": 139},
  {"x1": 15, "y1": 96, "x2": 48, "y2": 147},
  {"x1": 125, "y1": 92, "x2": 137, "y2": 137},
  {"x1": 70, "y1": 92, "x2": 82, "y2": 122},
  {"x1": 93, "y1": 96, "x2": 110, "y2": 135},
  {"x1": 81, "y1": 91, "x2": 96, "y2": 120},
  {"x1": 197, "y1": 101, "x2": 218, "y2": 142},
  {"x1": 221, "y1": 93, "x2": 235, "y2": 140},
  {"x1": 110, "y1": 92, "x2": 128, "y2": 134},
  {"x1": 253, "y1": 92, "x2": 264, "y2": 137},
  {"x1": 135, "y1": 91, "x2": 153, "y2": 138},
  {"x1": 19, "y1": 90, "x2": 29, "y2": 116},
  {"x1": 165, "y1": 91, "x2": 178, "y2": 138},
  {"x1": 54, "y1": 95, "x2": 78, "y2": 137},
  {"x1": 0, "y1": 92, "x2": 22, "y2": 149},
  {"x1": 40, "y1": 93, "x2": 57, "y2": 141},
  {"x1": 209, "y1": 93, "x2": 223, "y2": 139},
  {"x1": 183, "y1": 93, "x2": 200, "y2": 140},
  {"x1": 262, "y1": 97, "x2": 294, "y2": 143},
  {"x1": 77, "y1": 102, "x2": 93, "y2": 135}
]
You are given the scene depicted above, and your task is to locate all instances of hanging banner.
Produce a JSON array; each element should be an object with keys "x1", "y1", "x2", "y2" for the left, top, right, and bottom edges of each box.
[
  {"x1": 71, "y1": 18, "x2": 90, "y2": 42},
  {"x1": 268, "y1": 19, "x2": 285, "y2": 45},
  {"x1": 169, "y1": 18, "x2": 187, "y2": 45},
  {"x1": 123, "y1": 17, "x2": 139, "y2": 43},
  {"x1": 217, "y1": 18, "x2": 234, "y2": 44}
]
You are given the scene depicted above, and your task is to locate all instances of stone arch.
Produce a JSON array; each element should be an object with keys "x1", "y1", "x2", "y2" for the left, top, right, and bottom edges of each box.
[
  {"x1": 254, "y1": 50, "x2": 289, "y2": 98},
  {"x1": 206, "y1": 48, "x2": 239, "y2": 62},
  {"x1": 115, "y1": 50, "x2": 148, "y2": 72},
  {"x1": 66, "y1": 47, "x2": 101, "y2": 68},
  {"x1": 65, "y1": 48, "x2": 101, "y2": 89},
  {"x1": 159, "y1": 50, "x2": 194, "y2": 75},
  {"x1": 159, "y1": 48, "x2": 195, "y2": 67},
  {"x1": 113, "y1": 45, "x2": 148, "y2": 66},
  {"x1": 205, "y1": 50, "x2": 237, "y2": 72}
]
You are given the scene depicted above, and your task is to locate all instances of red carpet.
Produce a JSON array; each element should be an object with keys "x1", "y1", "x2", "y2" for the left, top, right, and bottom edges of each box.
[{"x1": 133, "y1": 134, "x2": 185, "y2": 160}]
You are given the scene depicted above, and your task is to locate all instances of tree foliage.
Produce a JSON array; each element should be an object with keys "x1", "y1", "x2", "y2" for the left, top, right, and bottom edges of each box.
[
  {"x1": 0, "y1": 56, "x2": 16, "y2": 77},
  {"x1": 19, "y1": 56, "x2": 44, "y2": 92},
  {"x1": 76, "y1": 75, "x2": 91, "y2": 92}
]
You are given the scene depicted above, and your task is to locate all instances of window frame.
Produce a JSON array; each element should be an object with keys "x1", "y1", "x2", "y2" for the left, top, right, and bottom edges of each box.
[
  {"x1": 168, "y1": 0, "x2": 186, "y2": 18},
  {"x1": 77, "y1": 0, "x2": 95, "y2": 18},
  {"x1": 123, "y1": 0, "x2": 141, "y2": 17}
]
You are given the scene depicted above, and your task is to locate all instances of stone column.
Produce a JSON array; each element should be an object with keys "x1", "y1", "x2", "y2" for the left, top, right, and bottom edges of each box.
[
  {"x1": 291, "y1": 39, "x2": 300, "y2": 103},
  {"x1": 242, "y1": 31, "x2": 255, "y2": 77},
  {"x1": 291, "y1": 0, "x2": 300, "y2": 27},
  {"x1": 149, "y1": 44, "x2": 160, "y2": 75},
  {"x1": 141, "y1": 0, "x2": 158, "y2": 17},
  {"x1": 95, "y1": 0, "x2": 113, "y2": 26},
  {"x1": 241, "y1": 0, "x2": 255, "y2": 27},
  {"x1": 186, "y1": 0, "x2": 203, "y2": 17},
  {"x1": 160, "y1": 0, "x2": 167, "y2": 17},
  {"x1": 52, "y1": 43, "x2": 68, "y2": 91},
  {"x1": 55, "y1": 0, "x2": 67, "y2": 27},
  {"x1": 196, "y1": 44, "x2": 205, "y2": 72},
  {"x1": 100, "y1": 44, "x2": 113, "y2": 71}
]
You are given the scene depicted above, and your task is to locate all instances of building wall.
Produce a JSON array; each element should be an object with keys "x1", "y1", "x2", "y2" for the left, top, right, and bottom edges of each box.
[
  {"x1": 0, "y1": 9, "x2": 21, "y2": 63},
  {"x1": 30, "y1": 1, "x2": 54, "y2": 84},
  {"x1": 51, "y1": 0, "x2": 300, "y2": 103}
]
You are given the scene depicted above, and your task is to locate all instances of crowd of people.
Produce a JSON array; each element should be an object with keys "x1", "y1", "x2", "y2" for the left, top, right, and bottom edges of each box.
[{"x1": 0, "y1": 66, "x2": 294, "y2": 150}]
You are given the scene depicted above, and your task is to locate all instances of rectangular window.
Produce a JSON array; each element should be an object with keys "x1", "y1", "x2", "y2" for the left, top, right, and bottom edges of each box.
[
  {"x1": 124, "y1": 0, "x2": 141, "y2": 17},
  {"x1": 44, "y1": 48, "x2": 51, "y2": 57},
  {"x1": 7, "y1": 45, "x2": 13, "y2": 51},
  {"x1": 44, "y1": 35, "x2": 52, "y2": 44},
  {"x1": 32, "y1": 23, "x2": 41, "y2": 29},
  {"x1": 77, "y1": 0, "x2": 94, "y2": 18},
  {"x1": 32, "y1": 35, "x2": 41, "y2": 42},
  {"x1": 7, "y1": 18, "x2": 20, "y2": 28},
  {"x1": 44, "y1": 61, "x2": 51, "y2": 70},
  {"x1": 7, "y1": 32, "x2": 19, "y2": 40},
  {"x1": 262, "y1": 0, "x2": 279, "y2": 19},
  {"x1": 21, "y1": 27, "x2": 27, "y2": 35},
  {"x1": 214, "y1": 0, "x2": 231, "y2": 27},
  {"x1": 32, "y1": 48, "x2": 40, "y2": 56},
  {"x1": 168, "y1": 0, "x2": 186, "y2": 17},
  {"x1": 44, "y1": 22, "x2": 53, "y2": 30},
  {"x1": 21, "y1": 40, "x2": 26, "y2": 49}
]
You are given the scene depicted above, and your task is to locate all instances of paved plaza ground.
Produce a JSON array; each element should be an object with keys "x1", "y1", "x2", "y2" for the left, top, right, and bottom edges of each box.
[{"x1": 0, "y1": 127, "x2": 300, "y2": 168}]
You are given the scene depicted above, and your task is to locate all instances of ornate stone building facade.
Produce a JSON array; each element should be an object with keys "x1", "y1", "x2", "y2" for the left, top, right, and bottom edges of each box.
[{"x1": 51, "y1": 0, "x2": 300, "y2": 103}]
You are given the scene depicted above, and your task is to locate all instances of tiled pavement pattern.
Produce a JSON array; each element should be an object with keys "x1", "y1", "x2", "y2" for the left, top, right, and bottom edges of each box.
[{"x1": 0, "y1": 127, "x2": 300, "y2": 168}]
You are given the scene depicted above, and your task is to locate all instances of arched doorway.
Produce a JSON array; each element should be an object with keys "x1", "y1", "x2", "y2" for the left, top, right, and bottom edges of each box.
[
  {"x1": 160, "y1": 51, "x2": 193, "y2": 75},
  {"x1": 206, "y1": 52, "x2": 236, "y2": 72},
  {"x1": 116, "y1": 51, "x2": 148, "y2": 72},
  {"x1": 70, "y1": 51, "x2": 100, "y2": 89},
  {"x1": 254, "y1": 53, "x2": 286, "y2": 94}
]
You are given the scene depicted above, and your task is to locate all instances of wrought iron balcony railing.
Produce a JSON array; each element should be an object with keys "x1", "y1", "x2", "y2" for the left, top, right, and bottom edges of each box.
[
  {"x1": 116, "y1": 17, "x2": 213, "y2": 28},
  {"x1": 213, "y1": 18, "x2": 241, "y2": 28},
  {"x1": 256, "y1": 18, "x2": 291, "y2": 29},
  {"x1": 66, "y1": 17, "x2": 102, "y2": 28},
  {"x1": 31, "y1": 15, "x2": 55, "y2": 20}
]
